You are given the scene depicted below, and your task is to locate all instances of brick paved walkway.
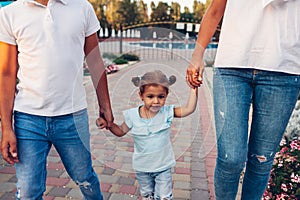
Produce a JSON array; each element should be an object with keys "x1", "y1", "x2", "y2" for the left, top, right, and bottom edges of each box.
[{"x1": 0, "y1": 60, "x2": 216, "y2": 200}]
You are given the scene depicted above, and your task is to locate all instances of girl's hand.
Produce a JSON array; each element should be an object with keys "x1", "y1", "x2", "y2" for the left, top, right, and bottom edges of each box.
[{"x1": 96, "y1": 117, "x2": 107, "y2": 129}]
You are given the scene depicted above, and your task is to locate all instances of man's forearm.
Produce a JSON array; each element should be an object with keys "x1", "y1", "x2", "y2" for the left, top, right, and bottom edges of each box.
[
  {"x1": 0, "y1": 76, "x2": 16, "y2": 130},
  {"x1": 96, "y1": 72, "x2": 112, "y2": 112},
  {"x1": 0, "y1": 42, "x2": 18, "y2": 131}
]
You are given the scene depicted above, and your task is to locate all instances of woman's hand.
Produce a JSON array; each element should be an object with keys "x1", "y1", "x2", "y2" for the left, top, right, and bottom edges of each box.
[
  {"x1": 186, "y1": 63, "x2": 204, "y2": 88},
  {"x1": 186, "y1": 44, "x2": 205, "y2": 88}
]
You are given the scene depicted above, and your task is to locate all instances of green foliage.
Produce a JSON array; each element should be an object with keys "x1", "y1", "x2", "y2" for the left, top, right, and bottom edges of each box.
[
  {"x1": 113, "y1": 58, "x2": 128, "y2": 65},
  {"x1": 193, "y1": 0, "x2": 206, "y2": 20},
  {"x1": 103, "y1": 53, "x2": 140, "y2": 64},
  {"x1": 263, "y1": 138, "x2": 300, "y2": 200},
  {"x1": 117, "y1": 0, "x2": 140, "y2": 25},
  {"x1": 102, "y1": 52, "x2": 119, "y2": 60},
  {"x1": 150, "y1": 2, "x2": 171, "y2": 21},
  {"x1": 119, "y1": 53, "x2": 140, "y2": 61}
]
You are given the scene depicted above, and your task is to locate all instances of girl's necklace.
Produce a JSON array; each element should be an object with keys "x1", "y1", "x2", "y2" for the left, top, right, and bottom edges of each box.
[{"x1": 142, "y1": 107, "x2": 152, "y2": 119}]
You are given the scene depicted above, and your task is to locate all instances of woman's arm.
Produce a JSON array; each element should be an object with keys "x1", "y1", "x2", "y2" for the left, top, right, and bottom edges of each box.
[
  {"x1": 174, "y1": 87, "x2": 198, "y2": 118},
  {"x1": 187, "y1": 0, "x2": 227, "y2": 88}
]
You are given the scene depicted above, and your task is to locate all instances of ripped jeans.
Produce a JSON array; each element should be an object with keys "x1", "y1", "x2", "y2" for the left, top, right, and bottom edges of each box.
[
  {"x1": 14, "y1": 109, "x2": 103, "y2": 200},
  {"x1": 213, "y1": 68, "x2": 300, "y2": 200}
]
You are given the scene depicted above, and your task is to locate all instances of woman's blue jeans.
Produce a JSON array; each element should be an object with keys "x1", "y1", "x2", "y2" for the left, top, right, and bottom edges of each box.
[
  {"x1": 13, "y1": 109, "x2": 103, "y2": 200},
  {"x1": 213, "y1": 68, "x2": 300, "y2": 200}
]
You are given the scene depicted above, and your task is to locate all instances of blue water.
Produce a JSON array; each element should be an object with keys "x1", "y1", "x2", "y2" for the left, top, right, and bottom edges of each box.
[
  {"x1": 0, "y1": 1, "x2": 14, "y2": 7},
  {"x1": 129, "y1": 42, "x2": 218, "y2": 50}
]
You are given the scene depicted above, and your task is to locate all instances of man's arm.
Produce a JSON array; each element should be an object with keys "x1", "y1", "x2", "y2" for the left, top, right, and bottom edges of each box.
[
  {"x1": 84, "y1": 33, "x2": 114, "y2": 127},
  {"x1": 186, "y1": 0, "x2": 227, "y2": 88},
  {"x1": 0, "y1": 41, "x2": 19, "y2": 164},
  {"x1": 174, "y1": 87, "x2": 198, "y2": 118}
]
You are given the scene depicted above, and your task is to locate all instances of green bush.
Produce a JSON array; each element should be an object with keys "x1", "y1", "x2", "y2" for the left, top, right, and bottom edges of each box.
[
  {"x1": 102, "y1": 52, "x2": 119, "y2": 60},
  {"x1": 113, "y1": 58, "x2": 128, "y2": 65},
  {"x1": 119, "y1": 53, "x2": 139, "y2": 61},
  {"x1": 263, "y1": 138, "x2": 300, "y2": 200},
  {"x1": 103, "y1": 53, "x2": 139, "y2": 65}
]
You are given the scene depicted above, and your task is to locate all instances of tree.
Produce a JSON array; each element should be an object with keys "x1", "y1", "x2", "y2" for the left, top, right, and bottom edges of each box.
[
  {"x1": 137, "y1": 0, "x2": 149, "y2": 23},
  {"x1": 150, "y1": 2, "x2": 170, "y2": 21},
  {"x1": 193, "y1": 0, "x2": 206, "y2": 20},
  {"x1": 117, "y1": 0, "x2": 140, "y2": 25},
  {"x1": 105, "y1": 0, "x2": 147, "y2": 29},
  {"x1": 89, "y1": 0, "x2": 108, "y2": 28},
  {"x1": 105, "y1": 0, "x2": 119, "y2": 28},
  {"x1": 205, "y1": 0, "x2": 212, "y2": 10},
  {"x1": 180, "y1": 6, "x2": 193, "y2": 22},
  {"x1": 170, "y1": 2, "x2": 181, "y2": 21}
]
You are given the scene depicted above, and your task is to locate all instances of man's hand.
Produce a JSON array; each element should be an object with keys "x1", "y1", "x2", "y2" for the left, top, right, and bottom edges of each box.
[
  {"x1": 96, "y1": 117, "x2": 107, "y2": 129},
  {"x1": 1, "y1": 129, "x2": 19, "y2": 165},
  {"x1": 99, "y1": 108, "x2": 114, "y2": 128}
]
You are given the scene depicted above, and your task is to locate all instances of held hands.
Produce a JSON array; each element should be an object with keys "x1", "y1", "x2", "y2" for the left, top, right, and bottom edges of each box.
[
  {"x1": 186, "y1": 43, "x2": 205, "y2": 88},
  {"x1": 99, "y1": 107, "x2": 114, "y2": 128},
  {"x1": 96, "y1": 117, "x2": 107, "y2": 129},
  {"x1": 186, "y1": 63, "x2": 204, "y2": 88}
]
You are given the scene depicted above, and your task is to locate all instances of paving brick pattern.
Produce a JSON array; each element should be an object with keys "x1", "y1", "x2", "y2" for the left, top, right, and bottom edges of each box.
[{"x1": 0, "y1": 60, "x2": 216, "y2": 199}]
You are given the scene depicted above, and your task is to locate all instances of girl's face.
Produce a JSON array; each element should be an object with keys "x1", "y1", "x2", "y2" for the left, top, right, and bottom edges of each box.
[{"x1": 139, "y1": 85, "x2": 168, "y2": 114}]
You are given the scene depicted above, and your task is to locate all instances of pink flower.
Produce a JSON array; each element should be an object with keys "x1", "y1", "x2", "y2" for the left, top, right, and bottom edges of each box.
[
  {"x1": 276, "y1": 193, "x2": 288, "y2": 199},
  {"x1": 280, "y1": 147, "x2": 289, "y2": 154},
  {"x1": 265, "y1": 138, "x2": 299, "y2": 199},
  {"x1": 280, "y1": 138, "x2": 287, "y2": 146},
  {"x1": 280, "y1": 183, "x2": 288, "y2": 192},
  {"x1": 278, "y1": 160, "x2": 283, "y2": 167},
  {"x1": 290, "y1": 172, "x2": 300, "y2": 183},
  {"x1": 290, "y1": 140, "x2": 299, "y2": 151}
]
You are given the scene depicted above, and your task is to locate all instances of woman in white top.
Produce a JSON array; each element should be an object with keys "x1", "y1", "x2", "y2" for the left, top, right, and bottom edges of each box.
[{"x1": 186, "y1": 0, "x2": 300, "y2": 199}]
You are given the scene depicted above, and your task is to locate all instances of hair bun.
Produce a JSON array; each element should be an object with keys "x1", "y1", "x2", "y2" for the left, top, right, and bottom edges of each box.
[
  {"x1": 131, "y1": 77, "x2": 140, "y2": 87},
  {"x1": 168, "y1": 75, "x2": 176, "y2": 85}
]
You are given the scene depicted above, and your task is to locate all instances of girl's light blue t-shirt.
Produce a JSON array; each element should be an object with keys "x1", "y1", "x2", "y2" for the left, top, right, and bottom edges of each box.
[{"x1": 123, "y1": 105, "x2": 176, "y2": 172}]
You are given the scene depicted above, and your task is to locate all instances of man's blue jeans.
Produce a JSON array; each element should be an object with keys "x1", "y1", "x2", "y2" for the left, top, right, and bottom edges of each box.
[
  {"x1": 213, "y1": 68, "x2": 300, "y2": 200},
  {"x1": 13, "y1": 109, "x2": 103, "y2": 200}
]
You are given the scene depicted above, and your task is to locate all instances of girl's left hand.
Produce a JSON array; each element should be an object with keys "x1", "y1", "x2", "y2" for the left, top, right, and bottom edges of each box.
[{"x1": 96, "y1": 117, "x2": 107, "y2": 129}]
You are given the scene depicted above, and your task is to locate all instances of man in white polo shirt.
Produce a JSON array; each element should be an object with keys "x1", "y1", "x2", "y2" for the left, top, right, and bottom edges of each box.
[
  {"x1": 0, "y1": 0, "x2": 113, "y2": 199},
  {"x1": 187, "y1": 0, "x2": 300, "y2": 199}
]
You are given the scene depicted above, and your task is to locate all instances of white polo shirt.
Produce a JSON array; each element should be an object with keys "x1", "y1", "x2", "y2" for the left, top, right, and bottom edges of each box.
[
  {"x1": 214, "y1": 0, "x2": 300, "y2": 75},
  {"x1": 0, "y1": 0, "x2": 100, "y2": 116}
]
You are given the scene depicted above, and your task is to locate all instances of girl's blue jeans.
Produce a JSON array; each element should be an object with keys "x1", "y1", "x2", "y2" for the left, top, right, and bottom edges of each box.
[
  {"x1": 136, "y1": 168, "x2": 173, "y2": 200},
  {"x1": 213, "y1": 68, "x2": 300, "y2": 200},
  {"x1": 13, "y1": 109, "x2": 103, "y2": 200}
]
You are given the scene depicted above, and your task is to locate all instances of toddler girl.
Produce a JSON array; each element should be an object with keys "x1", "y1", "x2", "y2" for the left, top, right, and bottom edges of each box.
[{"x1": 97, "y1": 70, "x2": 198, "y2": 200}]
